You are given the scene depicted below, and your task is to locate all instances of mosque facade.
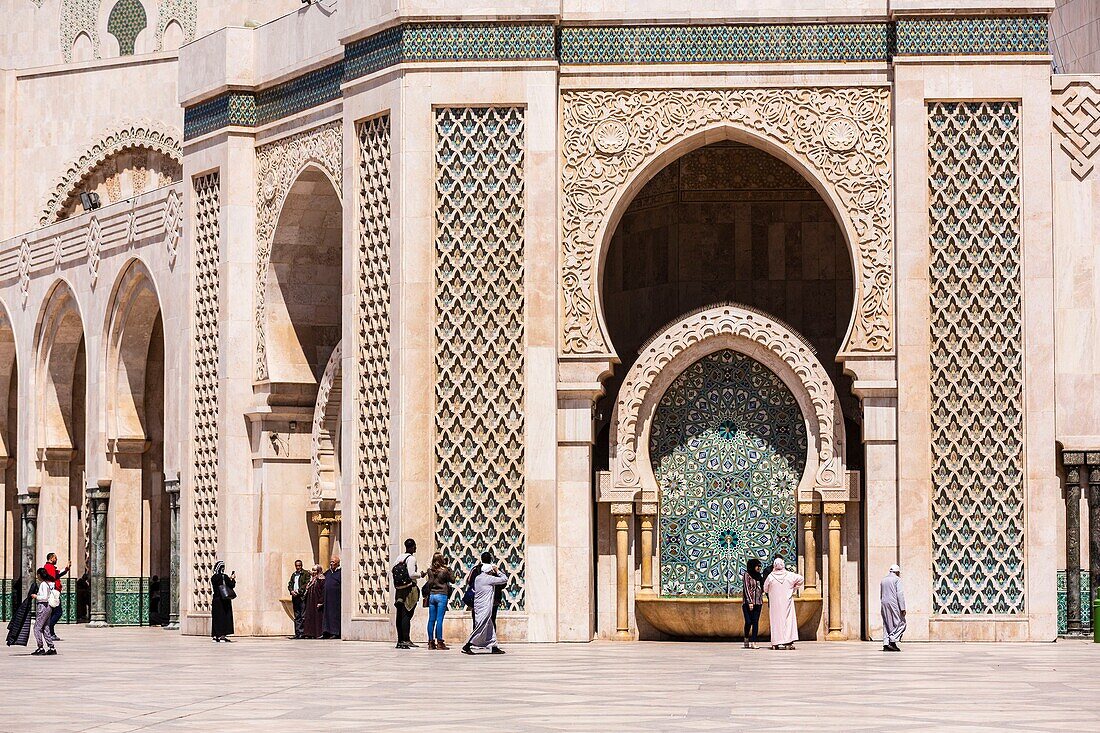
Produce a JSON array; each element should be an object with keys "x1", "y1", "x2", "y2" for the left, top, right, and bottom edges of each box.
[{"x1": 0, "y1": 0, "x2": 1098, "y2": 643}]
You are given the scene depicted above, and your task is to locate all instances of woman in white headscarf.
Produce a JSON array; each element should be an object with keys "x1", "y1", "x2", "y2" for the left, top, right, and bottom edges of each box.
[{"x1": 762, "y1": 558, "x2": 804, "y2": 650}]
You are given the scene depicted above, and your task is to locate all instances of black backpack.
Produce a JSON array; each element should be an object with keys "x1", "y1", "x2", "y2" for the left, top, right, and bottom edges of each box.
[{"x1": 392, "y1": 555, "x2": 412, "y2": 588}]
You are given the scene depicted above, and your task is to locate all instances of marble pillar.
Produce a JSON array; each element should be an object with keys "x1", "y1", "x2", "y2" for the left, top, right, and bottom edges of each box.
[
  {"x1": 87, "y1": 482, "x2": 110, "y2": 627},
  {"x1": 825, "y1": 503, "x2": 845, "y2": 640},
  {"x1": 164, "y1": 476, "x2": 180, "y2": 631},
  {"x1": 799, "y1": 502, "x2": 820, "y2": 597},
  {"x1": 1063, "y1": 455, "x2": 1084, "y2": 635},
  {"x1": 18, "y1": 493, "x2": 38, "y2": 594},
  {"x1": 612, "y1": 504, "x2": 632, "y2": 641},
  {"x1": 637, "y1": 505, "x2": 655, "y2": 599},
  {"x1": 312, "y1": 509, "x2": 341, "y2": 567}
]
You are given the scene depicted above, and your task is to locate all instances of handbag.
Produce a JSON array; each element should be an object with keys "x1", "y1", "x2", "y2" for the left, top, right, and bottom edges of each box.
[
  {"x1": 421, "y1": 580, "x2": 431, "y2": 607},
  {"x1": 47, "y1": 588, "x2": 61, "y2": 608},
  {"x1": 218, "y1": 578, "x2": 237, "y2": 601}
]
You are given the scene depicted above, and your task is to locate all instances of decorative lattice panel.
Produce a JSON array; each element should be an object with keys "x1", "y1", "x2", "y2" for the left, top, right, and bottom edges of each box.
[
  {"x1": 433, "y1": 107, "x2": 526, "y2": 610},
  {"x1": 107, "y1": 0, "x2": 147, "y2": 56},
  {"x1": 61, "y1": 0, "x2": 102, "y2": 63},
  {"x1": 356, "y1": 115, "x2": 392, "y2": 616},
  {"x1": 155, "y1": 0, "x2": 196, "y2": 50},
  {"x1": 653, "y1": 349, "x2": 805, "y2": 597},
  {"x1": 928, "y1": 101, "x2": 1025, "y2": 615},
  {"x1": 191, "y1": 172, "x2": 221, "y2": 613}
]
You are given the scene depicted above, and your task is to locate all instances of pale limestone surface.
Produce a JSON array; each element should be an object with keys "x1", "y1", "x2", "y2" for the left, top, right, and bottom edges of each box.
[{"x1": 2, "y1": 626, "x2": 1100, "y2": 732}]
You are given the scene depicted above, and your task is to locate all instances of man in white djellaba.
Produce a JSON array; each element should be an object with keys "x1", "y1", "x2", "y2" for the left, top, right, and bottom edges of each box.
[
  {"x1": 763, "y1": 558, "x2": 804, "y2": 650},
  {"x1": 462, "y1": 552, "x2": 508, "y2": 655},
  {"x1": 880, "y1": 564, "x2": 906, "y2": 652}
]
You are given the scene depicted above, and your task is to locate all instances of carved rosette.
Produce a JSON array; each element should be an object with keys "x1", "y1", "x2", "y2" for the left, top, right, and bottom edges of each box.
[
  {"x1": 561, "y1": 88, "x2": 893, "y2": 356},
  {"x1": 612, "y1": 304, "x2": 846, "y2": 502},
  {"x1": 254, "y1": 122, "x2": 343, "y2": 380}
]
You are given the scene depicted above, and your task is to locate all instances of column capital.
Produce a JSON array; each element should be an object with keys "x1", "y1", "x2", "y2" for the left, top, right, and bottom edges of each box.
[
  {"x1": 164, "y1": 476, "x2": 181, "y2": 496},
  {"x1": 823, "y1": 502, "x2": 846, "y2": 516},
  {"x1": 17, "y1": 493, "x2": 39, "y2": 507},
  {"x1": 636, "y1": 502, "x2": 657, "y2": 516},
  {"x1": 798, "y1": 501, "x2": 820, "y2": 515},
  {"x1": 610, "y1": 502, "x2": 634, "y2": 517}
]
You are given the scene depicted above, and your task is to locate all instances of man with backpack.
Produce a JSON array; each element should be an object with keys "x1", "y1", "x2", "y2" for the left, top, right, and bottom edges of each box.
[{"x1": 393, "y1": 539, "x2": 424, "y2": 649}]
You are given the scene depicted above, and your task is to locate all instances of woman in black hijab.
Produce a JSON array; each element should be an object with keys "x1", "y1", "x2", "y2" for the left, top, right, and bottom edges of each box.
[
  {"x1": 741, "y1": 558, "x2": 765, "y2": 649},
  {"x1": 210, "y1": 561, "x2": 236, "y2": 642}
]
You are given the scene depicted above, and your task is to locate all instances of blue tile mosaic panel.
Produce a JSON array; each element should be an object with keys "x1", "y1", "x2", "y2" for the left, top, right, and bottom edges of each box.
[
  {"x1": 896, "y1": 16, "x2": 1048, "y2": 56},
  {"x1": 560, "y1": 23, "x2": 892, "y2": 64},
  {"x1": 1057, "y1": 570, "x2": 1092, "y2": 634},
  {"x1": 928, "y1": 101, "x2": 1025, "y2": 615},
  {"x1": 106, "y1": 576, "x2": 147, "y2": 626},
  {"x1": 654, "y1": 349, "x2": 805, "y2": 597},
  {"x1": 184, "y1": 94, "x2": 257, "y2": 140}
]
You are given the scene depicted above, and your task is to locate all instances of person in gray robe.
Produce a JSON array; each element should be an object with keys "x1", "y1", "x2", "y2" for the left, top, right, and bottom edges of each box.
[
  {"x1": 880, "y1": 564, "x2": 906, "y2": 652},
  {"x1": 461, "y1": 562, "x2": 507, "y2": 655}
]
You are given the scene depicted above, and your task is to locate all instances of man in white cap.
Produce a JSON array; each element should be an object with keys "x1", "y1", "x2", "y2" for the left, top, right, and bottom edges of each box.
[{"x1": 880, "y1": 564, "x2": 906, "y2": 651}]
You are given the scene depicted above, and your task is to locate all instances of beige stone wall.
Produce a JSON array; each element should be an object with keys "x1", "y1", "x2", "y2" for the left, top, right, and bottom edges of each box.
[{"x1": 1051, "y1": 0, "x2": 1100, "y2": 73}]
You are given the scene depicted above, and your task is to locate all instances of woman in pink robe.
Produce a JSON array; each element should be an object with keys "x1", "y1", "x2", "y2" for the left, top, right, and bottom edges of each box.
[{"x1": 763, "y1": 558, "x2": 804, "y2": 649}]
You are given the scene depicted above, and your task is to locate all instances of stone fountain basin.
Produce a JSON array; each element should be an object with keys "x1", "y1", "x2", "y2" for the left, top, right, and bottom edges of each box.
[{"x1": 636, "y1": 595, "x2": 822, "y2": 640}]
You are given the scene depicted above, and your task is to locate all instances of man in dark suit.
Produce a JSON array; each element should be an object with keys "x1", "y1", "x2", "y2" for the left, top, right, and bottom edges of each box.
[{"x1": 287, "y1": 559, "x2": 309, "y2": 638}]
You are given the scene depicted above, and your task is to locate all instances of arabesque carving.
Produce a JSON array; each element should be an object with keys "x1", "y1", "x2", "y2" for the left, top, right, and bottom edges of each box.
[
  {"x1": 611, "y1": 304, "x2": 846, "y2": 504},
  {"x1": 1053, "y1": 79, "x2": 1100, "y2": 180},
  {"x1": 39, "y1": 120, "x2": 182, "y2": 227},
  {"x1": 561, "y1": 88, "x2": 893, "y2": 357},
  {"x1": 254, "y1": 122, "x2": 342, "y2": 381},
  {"x1": 310, "y1": 342, "x2": 342, "y2": 504}
]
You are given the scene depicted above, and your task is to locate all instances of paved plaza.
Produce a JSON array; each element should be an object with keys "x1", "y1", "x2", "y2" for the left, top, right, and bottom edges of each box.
[{"x1": 1, "y1": 627, "x2": 1097, "y2": 732}]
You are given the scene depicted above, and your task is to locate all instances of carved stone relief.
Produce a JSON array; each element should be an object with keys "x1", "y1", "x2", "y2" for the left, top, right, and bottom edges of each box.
[
  {"x1": 610, "y1": 304, "x2": 846, "y2": 505},
  {"x1": 39, "y1": 120, "x2": 182, "y2": 227},
  {"x1": 61, "y1": 0, "x2": 102, "y2": 63},
  {"x1": 254, "y1": 122, "x2": 342, "y2": 381},
  {"x1": 561, "y1": 88, "x2": 893, "y2": 357},
  {"x1": 155, "y1": 0, "x2": 197, "y2": 50},
  {"x1": 1053, "y1": 79, "x2": 1100, "y2": 180}
]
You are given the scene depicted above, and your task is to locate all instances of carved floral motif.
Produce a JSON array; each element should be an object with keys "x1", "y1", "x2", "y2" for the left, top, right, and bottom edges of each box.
[
  {"x1": 254, "y1": 122, "x2": 342, "y2": 380},
  {"x1": 561, "y1": 88, "x2": 893, "y2": 356}
]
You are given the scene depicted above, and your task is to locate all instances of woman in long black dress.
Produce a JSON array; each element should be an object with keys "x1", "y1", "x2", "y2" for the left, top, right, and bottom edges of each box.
[
  {"x1": 210, "y1": 561, "x2": 236, "y2": 642},
  {"x1": 302, "y1": 564, "x2": 325, "y2": 639}
]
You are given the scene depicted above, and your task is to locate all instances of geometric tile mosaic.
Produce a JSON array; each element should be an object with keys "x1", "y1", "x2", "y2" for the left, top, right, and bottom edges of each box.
[
  {"x1": 653, "y1": 349, "x2": 805, "y2": 597},
  {"x1": 896, "y1": 16, "x2": 1048, "y2": 56},
  {"x1": 107, "y1": 0, "x2": 147, "y2": 56},
  {"x1": 1057, "y1": 570, "x2": 1092, "y2": 634},
  {"x1": 927, "y1": 101, "x2": 1025, "y2": 615},
  {"x1": 433, "y1": 107, "x2": 527, "y2": 611},
  {"x1": 106, "y1": 576, "x2": 146, "y2": 626}
]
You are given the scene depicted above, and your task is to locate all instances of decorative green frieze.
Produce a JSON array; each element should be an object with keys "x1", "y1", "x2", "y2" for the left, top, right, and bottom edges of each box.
[{"x1": 896, "y1": 16, "x2": 1048, "y2": 56}]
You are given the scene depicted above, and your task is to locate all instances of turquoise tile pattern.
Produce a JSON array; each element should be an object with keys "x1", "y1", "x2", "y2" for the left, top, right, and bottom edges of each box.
[
  {"x1": 559, "y1": 23, "x2": 892, "y2": 64},
  {"x1": 107, "y1": 0, "x2": 148, "y2": 56},
  {"x1": 896, "y1": 16, "x2": 1049, "y2": 56},
  {"x1": 106, "y1": 576, "x2": 147, "y2": 626},
  {"x1": 654, "y1": 349, "x2": 805, "y2": 597},
  {"x1": 1057, "y1": 570, "x2": 1093, "y2": 634},
  {"x1": 0, "y1": 578, "x2": 11, "y2": 622},
  {"x1": 184, "y1": 17, "x2": 1050, "y2": 140}
]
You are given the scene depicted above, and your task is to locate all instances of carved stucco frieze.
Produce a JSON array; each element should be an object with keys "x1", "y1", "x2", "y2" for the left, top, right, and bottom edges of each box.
[
  {"x1": 1053, "y1": 79, "x2": 1100, "y2": 180},
  {"x1": 310, "y1": 341, "x2": 342, "y2": 504},
  {"x1": 39, "y1": 120, "x2": 182, "y2": 227},
  {"x1": 561, "y1": 88, "x2": 893, "y2": 357},
  {"x1": 254, "y1": 122, "x2": 342, "y2": 380},
  {"x1": 611, "y1": 304, "x2": 846, "y2": 504}
]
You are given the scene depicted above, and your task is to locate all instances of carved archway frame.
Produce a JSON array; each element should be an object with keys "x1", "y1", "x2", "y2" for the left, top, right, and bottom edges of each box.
[
  {"x1": 253, "y1": 122, "x2": 343, "y2": 381},
  {"x1": 608, "y1": 304, "x2": 848, "y2": 508},
  {"x1": 560, "y1": 88, "x2": 894, "y2": 362},
  {"x1": 310, "y1": 341, "x2": 342, "y2": 508}
]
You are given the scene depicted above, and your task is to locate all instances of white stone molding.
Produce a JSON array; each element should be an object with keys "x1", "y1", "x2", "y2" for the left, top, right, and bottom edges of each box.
[
  {"x1": 85, "y1": 216, "x2": 101, "y2": 286},
  {"x1": 18, "y1": 240, "x2": 30, "y2": 308},
  {"x1": 38, "y1": 120, "x2": 183, "y2": 227},
  {"x1": 1053, "y1": 78, "x2": 1100, "y2": 180},
  {"x1": 609, "y1": 304, "x2": 847, "y2": 506},
  {"x1": 561, "y1": 88, "x2": 893, "y2": 358},
  {"x1": 162, "y1": 189, "x2": 181, "y2": 266},
  {"x1": 310, "y1": 341, "x2": 342, "y2": 506},
  {"x1": 254, "y1": 122, "x2": 342, "y2": 381}
]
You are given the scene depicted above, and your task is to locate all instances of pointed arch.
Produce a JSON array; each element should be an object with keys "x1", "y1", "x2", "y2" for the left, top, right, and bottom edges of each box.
[
  {"x1": 34, "y1": 281, "x2": 86, "y2": 453},
  {"x1": 108, "y1": 0, "x2": 149, "y2": 56},
  {"x1": 0, "y1": 300, "x2": 18, "y2": 462},
  {"x1": 103, "y1": 259, "x2": 163, "y2": 442}
]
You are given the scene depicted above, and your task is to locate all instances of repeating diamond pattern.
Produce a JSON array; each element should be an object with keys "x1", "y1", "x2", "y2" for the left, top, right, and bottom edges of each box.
[
  {"x1": 191, "y1": 172, "x2": 221, "y2": 613},
  {"x1": 433, "y1": 107, "x2": 526, "y2": 610},
  {"x1": 356, "y1": 116, "x2": 393, "y2": 616},
  {"x1": 928, "y1": 101, "x2": 1025, "y2": 615}
]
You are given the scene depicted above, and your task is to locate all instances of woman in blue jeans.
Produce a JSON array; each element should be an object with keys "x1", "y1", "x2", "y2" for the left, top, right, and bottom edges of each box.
[{"x1": 425, "y1": 553, "x2": 454, "y2": 650}]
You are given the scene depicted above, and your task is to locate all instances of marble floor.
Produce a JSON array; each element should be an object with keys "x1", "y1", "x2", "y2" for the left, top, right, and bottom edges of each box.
[{"x1": 0, "y1": 626, "x2": 1097, "y2": 732}]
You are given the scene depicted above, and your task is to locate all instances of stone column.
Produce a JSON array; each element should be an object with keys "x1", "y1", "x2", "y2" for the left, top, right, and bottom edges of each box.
[
  {"x1": 612, "y1": 504, "x2": 632, "y2": 641},
  {"x1": 1062, "y1": 451, "x2": 1085, "y2": 635},
  {"x1": 164, "y1": 476, "x2": 181, "y2": 631},
  {"x1": 87, "y1": 482, "x2": 110, "y2": 627},
  {"x1": 1089, "y1": 460, "x2": 1100, "y2": 630},
  {"x1": 18, "y1": 493, "x2": 38, "y2": 593},
  {"x1": 637, "y1": 504, "x2": 656, "y2": 598},
  {"x1": 825, "y1": 503, "x2": 846, "y2": 640},
  {"x1": 312, "y1": 510, "x2": 341, "y2": 566},
  {"x1": 798, "y1": 502, "x2": 820, "y2": 597}
]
